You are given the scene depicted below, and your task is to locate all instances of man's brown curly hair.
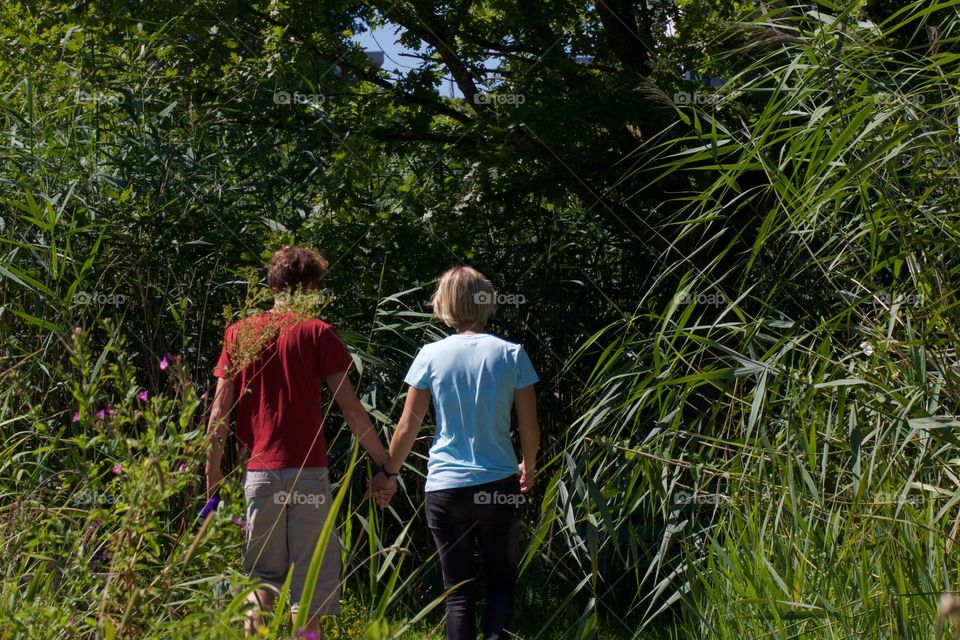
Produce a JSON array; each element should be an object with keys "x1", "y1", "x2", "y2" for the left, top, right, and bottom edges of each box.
[{"x1": 266, "y1": 246, "x2": 329, "y2": 294}]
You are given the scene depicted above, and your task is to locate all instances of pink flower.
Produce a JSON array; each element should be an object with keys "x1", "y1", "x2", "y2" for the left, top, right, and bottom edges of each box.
[
  {"x1": 72, "y1": 411, "x2": 80, "y2": 423},
  {"x1": 233, "y1": 517, "x2": 252, "y2": 533},
  {"x1": 137, "y1": 390, "x2": 149, "y2": 401},
  {"x1": 72, "y1": 327, "x2": 82, "y2": 335},
  {"x1": 96, "y1": 409, "x2": 106, "y2": 421},
  {"x1": 159, "y1": 355, "x2": 170, "y2": 371},
  {"x1": 112, "y1": 464, "x2": 122, "y2": 474}
]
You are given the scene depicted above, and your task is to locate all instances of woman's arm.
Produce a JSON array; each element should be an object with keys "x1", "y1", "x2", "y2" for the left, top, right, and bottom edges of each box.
[
  {"x1": 386, "y1": 386, "x2": 432, "y2": 474},
  {"x1": 514, "y1": 384, "x2": 540, "y2": 493}
]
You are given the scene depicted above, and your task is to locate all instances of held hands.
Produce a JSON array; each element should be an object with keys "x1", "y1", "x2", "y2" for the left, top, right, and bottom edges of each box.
[
  {"x1": 519, "y1": 461, "x2": 535, "y2": 493},
  {"x1": 365, "y1": 471, "x2": 397, "y2": 508}
]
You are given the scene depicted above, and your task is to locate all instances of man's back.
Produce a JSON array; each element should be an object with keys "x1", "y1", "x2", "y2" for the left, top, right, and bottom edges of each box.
[{"x1": 213, "y1": 310, "x2": 352, "y2": 469}]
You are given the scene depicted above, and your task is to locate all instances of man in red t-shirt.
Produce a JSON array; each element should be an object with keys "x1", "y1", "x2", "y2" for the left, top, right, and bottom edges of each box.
[{"x1": 205, "y1": 246, "x2": 396, "y2": 637}]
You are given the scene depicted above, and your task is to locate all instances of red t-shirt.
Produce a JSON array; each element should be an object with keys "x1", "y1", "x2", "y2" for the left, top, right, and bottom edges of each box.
[{"x1": 213, "y1": 310, "x2": 353, "y2": 470}]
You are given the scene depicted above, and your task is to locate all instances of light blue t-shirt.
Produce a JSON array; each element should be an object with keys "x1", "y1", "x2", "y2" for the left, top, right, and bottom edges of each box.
[{"x1": 404, "y1": 333, "x2": 539, "y2": 492}]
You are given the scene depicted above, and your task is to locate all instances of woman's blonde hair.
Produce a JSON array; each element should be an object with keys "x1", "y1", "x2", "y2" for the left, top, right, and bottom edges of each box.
[{"x1": 430, "y1": 266, "x2": 497, "y2": 328}]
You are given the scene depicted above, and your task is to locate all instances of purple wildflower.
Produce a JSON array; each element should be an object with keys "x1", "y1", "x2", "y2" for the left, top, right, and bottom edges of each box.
[
  {"x1": 137, "y1": 390, "x2": 149, "y2": 401},
  {"x1": 72, "y1": 411, "x2": 80, "y2": 423},
  {"x1": 111, "y1": 464, "x2": 122, "y2": 474},
  {"x1": 233, "y1": 517, "x2": 252, "y2": 533},
  {"x1": 159, "y1": 355, "x2": 170, "y2": 371}
]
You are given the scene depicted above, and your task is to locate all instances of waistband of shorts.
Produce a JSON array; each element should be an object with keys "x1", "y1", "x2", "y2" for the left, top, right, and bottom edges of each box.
[{"x1": 244, "y1": 467, "x2": 329, "y2": 481}]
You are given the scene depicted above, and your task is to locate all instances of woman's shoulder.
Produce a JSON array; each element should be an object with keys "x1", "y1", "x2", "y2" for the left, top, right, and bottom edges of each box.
[{"x1": 478, "y1": 332, "x2": 525, "y2": 351}]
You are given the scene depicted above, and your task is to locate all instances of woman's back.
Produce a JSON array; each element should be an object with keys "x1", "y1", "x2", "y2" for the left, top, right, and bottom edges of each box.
[
  {"x1": 384, "y1": 265, "x2": 541, "y2": 640},
  {"x1": 405, "y1": 332, "x2": 538, "y2": 491}
]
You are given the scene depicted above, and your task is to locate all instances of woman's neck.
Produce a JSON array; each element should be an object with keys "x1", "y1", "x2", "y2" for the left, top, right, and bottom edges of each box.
[{"x1": 457, "y1": 322, "x2": 486, "y2": 335}]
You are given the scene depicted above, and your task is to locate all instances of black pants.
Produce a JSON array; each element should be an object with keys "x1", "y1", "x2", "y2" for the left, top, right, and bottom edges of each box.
[{"x1": 425, "y1": 475, "x2": 523, "y2": 640}]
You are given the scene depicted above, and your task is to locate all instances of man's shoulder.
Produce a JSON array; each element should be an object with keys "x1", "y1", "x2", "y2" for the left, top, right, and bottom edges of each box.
[
  {"x1": 296, "y1": 316, "x2": 337, "y2": 336},
  {"x1": 229, "y1": 312, "x2": 335, "y2": 330},
  {"x1": 224, "y1": 312, "x2": 266, "y2": 338}
]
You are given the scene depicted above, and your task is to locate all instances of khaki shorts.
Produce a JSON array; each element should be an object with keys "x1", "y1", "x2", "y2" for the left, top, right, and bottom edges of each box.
[{"x1": 242, "y1": 467, "x2": 341, "y2": 616}]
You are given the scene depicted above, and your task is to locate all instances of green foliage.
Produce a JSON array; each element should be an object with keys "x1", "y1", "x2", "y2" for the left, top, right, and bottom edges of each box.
[
  {"x1": 4, "y1": 0, "x2": 960, "y2": 637},
  {"x1": 554, "y1": 2, "x2": 960, "y2": 637}
]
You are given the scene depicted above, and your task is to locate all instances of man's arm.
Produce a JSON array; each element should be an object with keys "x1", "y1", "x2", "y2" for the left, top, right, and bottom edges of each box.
[
  {"x1": 325, "y1": 370, "x2": 389, "y2": 467},
  {"x1": 514, "y1": 384, "x2": 540, "y2": 493},
  {"x1": 326, "y1": 370, "x2": 396, "y2": 506},
  {"x1": 206, "y1": 376, "x2": 235, "y2": 499}
]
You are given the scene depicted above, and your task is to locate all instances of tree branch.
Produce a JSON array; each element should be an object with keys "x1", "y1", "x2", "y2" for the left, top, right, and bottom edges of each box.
[
  {"x1": 376, "y1": 3, "x2": 492, "y2": 114},
  {"x1": 595, "y1": 0, "x2": 652, "y2": 76},
  {"x1": 238, "y1": 2, "x2": 474, "y2": 126}
]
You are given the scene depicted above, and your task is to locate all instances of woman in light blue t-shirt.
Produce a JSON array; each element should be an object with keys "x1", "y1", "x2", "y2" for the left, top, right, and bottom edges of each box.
[{"x1": 376, "y1": 266, "x2": 540, "y2": 640}]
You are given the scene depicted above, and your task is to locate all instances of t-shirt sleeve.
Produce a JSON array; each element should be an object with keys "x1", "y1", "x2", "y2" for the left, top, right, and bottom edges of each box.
[
  {"x1": 212, "y1": 330, "x2": 232, "y2": 378},
  {"x1": 317, "y1": 325, "x2": 354, "y2": 378},
  {"x1": 403, "y1": 347, "x2": 432, "y2": 389},
  {"x1": 515, "y1": 346, "x2": 539, "y2": 389}
]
